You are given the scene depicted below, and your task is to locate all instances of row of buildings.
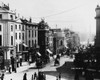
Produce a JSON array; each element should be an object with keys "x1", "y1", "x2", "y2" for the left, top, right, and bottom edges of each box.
[{"x1": 0, "y1": 3, "x2": 80, "y2": 69}]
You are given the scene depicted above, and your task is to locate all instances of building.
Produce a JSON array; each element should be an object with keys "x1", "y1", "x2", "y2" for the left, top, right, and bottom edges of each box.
[
  {"x1": 52, "y1": 28, "x2": 66, "y2": 55},
  {"x1": 0, "y1": 3, "x2": 39, "y2": 69},
  {"x1": 0, "y1": 3, "x2": 17, "y2": 69},
  {"x1": 38, "y1": 19, "x2": 50, "y2": 62},
  {"x1": 48, "y1": 29, "x2": 54, "y2": 54},
  {"x1": 21, "y1": 18, "x2": 38, "y2": 62},
  {"x1": 95, "y1": 5, "x2": 100, "y2": 48},
  {"x1": 64, "y1": 29, "x2": 80, "y2": 50}
]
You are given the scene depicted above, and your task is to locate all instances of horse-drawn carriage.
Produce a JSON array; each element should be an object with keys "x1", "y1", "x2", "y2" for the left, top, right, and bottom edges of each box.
[{"x1": 35, "y1": 58, "x2": 44, "y2": 68}]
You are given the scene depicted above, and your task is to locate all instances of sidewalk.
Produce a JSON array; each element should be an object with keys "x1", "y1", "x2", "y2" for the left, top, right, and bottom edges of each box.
[
  {"x1": 5, "y1": 56, "x2": 54, "y2": 74},
  {"x1": 16, "y1": 62, "x2": 36, "y2": 73}
]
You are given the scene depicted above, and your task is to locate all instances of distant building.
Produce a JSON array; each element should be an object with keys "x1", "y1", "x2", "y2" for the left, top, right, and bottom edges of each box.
[
  {"x1": 52, "y1": 28, "x2": 66, "y2": 55},
  {"x1": 64, "y1": 29, "x2": 80, "y2": 50},
  {"x1": 48, "y1": 29, "x2": 54, "y2": 53}
]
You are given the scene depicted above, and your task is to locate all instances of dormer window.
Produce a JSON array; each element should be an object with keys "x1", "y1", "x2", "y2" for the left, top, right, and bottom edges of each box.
[{"x1": 10, "y1": 15, "x2": 13, "y2": 20}]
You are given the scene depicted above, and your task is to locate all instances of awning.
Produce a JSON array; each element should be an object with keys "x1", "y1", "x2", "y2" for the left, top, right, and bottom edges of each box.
[
  {"x1": 37, "y1": 52, "x2": 41, "y2": 56},
  {"x1": 23, "y1": 43, "x2": 28, "y2": 47},
  {"x1": 46, "y1": 49, "x2": 52, "y2": 54},
  {"x1": 65, "y1": 45, "x2": 68, "y2": 48}
]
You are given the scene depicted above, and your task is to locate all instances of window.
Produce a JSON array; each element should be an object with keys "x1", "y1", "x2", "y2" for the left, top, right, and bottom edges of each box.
[
  {"x1": 19, "y1": 44, "x2": 21, "y2": 51},
  {"x1": 15, "y1": 33, "x2": 17, "y2": 39},
  {"x1": 29, "y1": 30, "x2": 30, "y2": 38},
  {"x1": 22, "y1": 33, "x2": 24, "y2": 40},
  {"x1": 15, "y1": 25, "x2": 17, "y2": 29},
  {"x1": 0, "y1": 25, "x2": 2, "y2": 31},
  {"x1": 11, "y1": 36, "x2": 13, "y2": 45},
  {"x1": 35, "y1": 30, "x2": 36, "y2": 37},
  {"x1": 19, "y1": 33, "x2": 21, "y2": 39},
  {"x1": 32, "y1": 40, "x2": 34, "y2": 46},
  {"x1": 0, "y1": 35, "x2": 2, "y2": 46},
  {"x1": 11, "y1": 25, "x2": 13, "y2": 31},
  {"x1": 35, "y1": 40, "x2": 36, "y2": 45},
  {"x1": 32, "y1": 30, "x2": 34, "y2": 37},
  {"x1": 16, "y1": 44, "x2": 18, "y2": 52},
  {"x1": 29, "y1": 40, "x2": 30, "y2": 47},
  {"x1": 0, "y1": 14, "x2": 2, "y2": 19},
  {"x1": 35, "y1": 40, "x2": 36, "y2": 47},
  {"x1": 22, "y1": 25, "x2": 24, "y2": 31},
  {"x1": 19, "y1": 25, "x2": 21, "y2": 30},
  {"x1": 10, "y1": 15, "x2": 13, "y2": 20}
]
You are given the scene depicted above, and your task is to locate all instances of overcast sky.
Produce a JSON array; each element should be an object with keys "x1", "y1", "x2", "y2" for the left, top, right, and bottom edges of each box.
[{"x1": 1, "y1": 0, "x2": 100, "y2": 36}]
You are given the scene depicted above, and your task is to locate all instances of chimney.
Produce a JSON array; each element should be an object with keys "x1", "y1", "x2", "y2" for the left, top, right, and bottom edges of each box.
[{"x1": 29, "y1": 17, "x2": 32, "y2": 23}]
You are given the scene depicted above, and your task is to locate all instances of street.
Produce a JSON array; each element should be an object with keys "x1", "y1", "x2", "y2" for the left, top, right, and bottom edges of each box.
[
  {"x1": 3, "y1": 55, "x2": 100, "y2": 80},
  {"x1": 3, "y1": 55, "x2": 75, "y2": 80}
]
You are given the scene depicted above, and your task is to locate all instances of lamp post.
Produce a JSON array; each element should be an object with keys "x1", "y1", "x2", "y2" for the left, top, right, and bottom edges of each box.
[{"x1": 36, "y1": 45, "x2": 40, "y2": 75}]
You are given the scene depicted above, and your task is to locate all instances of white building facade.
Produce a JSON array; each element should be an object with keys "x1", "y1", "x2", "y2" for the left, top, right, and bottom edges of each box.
[{"x1": 0, "y1": 4, "x2": 17, "y2": 68}]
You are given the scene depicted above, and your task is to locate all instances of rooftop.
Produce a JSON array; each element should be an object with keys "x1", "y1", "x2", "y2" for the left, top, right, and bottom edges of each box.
[{"x1": 96, "y1": 5, "x2": 100, "y2": 10}]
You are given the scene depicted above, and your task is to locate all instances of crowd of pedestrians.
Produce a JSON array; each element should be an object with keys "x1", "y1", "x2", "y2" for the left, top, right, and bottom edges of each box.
[
  {"x1": 22, "y1": 71, "x2": 46, "y2": 80},
  {"x1": 22, "y1": 72, "x2": 62, "y2": 80}
]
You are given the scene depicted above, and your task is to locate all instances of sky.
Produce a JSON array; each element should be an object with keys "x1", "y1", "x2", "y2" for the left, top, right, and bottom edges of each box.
[{"x1": 0, "y1": 0, "x2": 100, "y2": 41}]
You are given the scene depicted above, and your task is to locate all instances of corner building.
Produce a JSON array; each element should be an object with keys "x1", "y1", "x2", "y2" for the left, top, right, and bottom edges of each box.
[{"x1": 0, "y1": 4, "x2": 16, "y2": 69}]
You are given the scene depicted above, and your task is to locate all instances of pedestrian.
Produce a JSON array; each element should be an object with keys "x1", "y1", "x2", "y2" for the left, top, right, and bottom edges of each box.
[
  {"x1": 34, "y1": 72, "x2": 37, "y2": 80},
  {"x1": 9, "y1": 65, "x2": 11, "y2": 74},
  {"x1": 23, "y1": 73, "x2": 27, "y2": 80},
  {"x1": 58, "y1": 73, "x2": 61, "y2": 80},
  {"x1": 16, "y1": 58, "x2": 19, "y2": 67},
  {"x1": 29, "y1": 58, "x2": 31, "y2": 65},
  {"x1": 56, "y1": 76, "x2": 58, "y2": 80},
  {"x1": 14, "y1": 59, "x2": 17, "y2": 73},
  {"x1": 1, "y1": 73, "x2": 4, "y2": 80},
  {"x1": 43, "y1": 74, "x2": 46, "y2": 80},
  {"x1": 19, "y1": 55, "x2": 22, "y2": 66},
  {"x1": 31, "y1": 75, "x2": 34, "y2": 80}
]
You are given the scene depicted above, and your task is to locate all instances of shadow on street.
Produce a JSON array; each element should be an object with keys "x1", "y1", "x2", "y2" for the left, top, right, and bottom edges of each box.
[{"x1": 43, "y1": 61, "x2": 75, "y2": 80}]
